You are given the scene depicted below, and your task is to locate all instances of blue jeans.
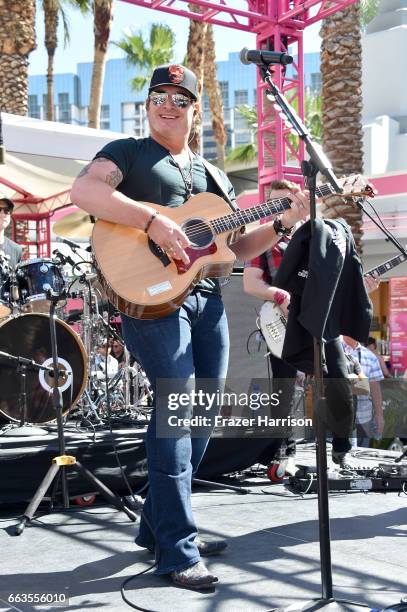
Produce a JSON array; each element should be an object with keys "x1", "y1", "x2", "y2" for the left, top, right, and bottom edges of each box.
[{"x1": 122, "y1": 291, "x2": 229, "y2": 575}]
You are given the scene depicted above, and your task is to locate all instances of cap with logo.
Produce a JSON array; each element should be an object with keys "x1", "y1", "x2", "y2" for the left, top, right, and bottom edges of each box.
[{"x1": 149, "y1": 64, "x2": 198, "y2": 100}]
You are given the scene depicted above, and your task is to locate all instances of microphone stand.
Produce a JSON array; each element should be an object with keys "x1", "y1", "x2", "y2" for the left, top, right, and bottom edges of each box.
[
  {"x1": 0, "y1": 351, "x2": 54, "y2": 436},
  {"x1": 259, "y1": 64, "x2": 368, "y2": 611}
]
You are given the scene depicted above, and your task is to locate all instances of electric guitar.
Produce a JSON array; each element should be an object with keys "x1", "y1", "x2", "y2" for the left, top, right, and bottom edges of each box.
[
  {"x1": 92, "y1": 176, "x2": 372, "y2": 319},
  {"x1": 259, "y1": 250, "x2": 407, "y2": 358}
]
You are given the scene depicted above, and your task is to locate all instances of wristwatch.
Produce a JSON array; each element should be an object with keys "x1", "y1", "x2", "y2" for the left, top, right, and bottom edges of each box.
[{"x1": 273, "y1": 217, "x2": 293, "y2": 236}]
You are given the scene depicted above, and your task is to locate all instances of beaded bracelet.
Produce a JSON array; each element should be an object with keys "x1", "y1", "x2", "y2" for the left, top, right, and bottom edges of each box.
[
  {"x1": 273, "y1": 290, "x2": 286, "y2": 306},
  {"x1": 144, "y1": 210, "x2": 159, "y2": 234}
]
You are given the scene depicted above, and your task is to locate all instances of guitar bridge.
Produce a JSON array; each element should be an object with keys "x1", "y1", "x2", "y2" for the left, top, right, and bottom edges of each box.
[{"x1": 148, "y1": 238, "x2": 171, "y2": 267}]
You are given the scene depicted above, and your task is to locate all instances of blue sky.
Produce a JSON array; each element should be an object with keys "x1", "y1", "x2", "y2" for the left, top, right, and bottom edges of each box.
[{"x1": 29, "y1": 0, "x2": 322, "y2": 76}]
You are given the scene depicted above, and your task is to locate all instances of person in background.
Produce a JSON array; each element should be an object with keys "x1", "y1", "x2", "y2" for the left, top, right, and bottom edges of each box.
[
  {"x1": 243, "y1": 179, "x2": 301, "y2": 476},
  {"x1": 94, "y1": 342, "x2": 119, "y2": 380},
  {"x1": 110, "y1": 339, "x2": 126, "y2": 367},
  {"x1": 366, "y1": 336, "x2": 391, "y2": 378},
  {"x1": 0, "y1": 195, "x2": 23, "y2": 268},
  {"x1": 343, "y1": 335, "x2": 384, "y2": 447}
]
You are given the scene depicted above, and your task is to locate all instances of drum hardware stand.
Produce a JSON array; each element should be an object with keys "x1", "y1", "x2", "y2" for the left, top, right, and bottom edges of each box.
[
  {"x1": 15, "y1": 290, "x2": 137, "y2": 536},
  {"x1": 0, "y1": 350, "x2": 50, "y2": 436}
]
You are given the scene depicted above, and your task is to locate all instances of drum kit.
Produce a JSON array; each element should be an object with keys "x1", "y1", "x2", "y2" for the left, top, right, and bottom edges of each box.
[{"x1": 0, "y1": 213, "x2": 152, "y2": 431}]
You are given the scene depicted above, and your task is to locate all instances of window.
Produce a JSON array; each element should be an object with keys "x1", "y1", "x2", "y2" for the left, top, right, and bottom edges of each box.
[
  {"x1": 202, "y1": 93, "x2": 210, "y2": 111},
  {"x1": 234, "y1": 113, "x2": 249, "y2": 130},
  {"x1": 235, "y1": 132, "x2": 251, "y2": 145},
  {"x1": 28, "y1": 95, "x2": 40, "y2": 119},
  {"x1": 100, "y1": 104, "x2": 110, "y2": 129},
  {"x1": 58, "y1": 92, "x2": 71, "y2": 123},
  {"x1": 219, "y1": 82, "x2": 229, "y2": 109},
  {"x1": 235, "y1": 90, "x2": 248, "y2": 106},
  {"x1": 310, "y1": 72, "x2": 322, "y2": 93}
]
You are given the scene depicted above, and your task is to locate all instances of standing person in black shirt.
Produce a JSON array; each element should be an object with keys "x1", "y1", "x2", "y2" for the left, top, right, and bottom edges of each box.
[{"x1": 71, "y1": 64, "x2": 310, "y2": 589}]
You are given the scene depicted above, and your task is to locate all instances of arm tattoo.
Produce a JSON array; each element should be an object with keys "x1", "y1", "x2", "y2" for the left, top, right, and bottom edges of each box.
[
  {"x1": 77, "y1": 162, "x2": 92, "y2": 179},
  {"x1": 76, "y1": 157, "x2": 123, "y2": 188},
  {"x1": 104, "y1": 167, "x2": 123, "y2": 188}
]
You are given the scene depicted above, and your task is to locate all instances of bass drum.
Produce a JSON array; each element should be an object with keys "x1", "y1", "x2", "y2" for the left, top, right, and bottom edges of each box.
[{"x1": 0, "y1": 314, "x2": 87, "y2": 424}]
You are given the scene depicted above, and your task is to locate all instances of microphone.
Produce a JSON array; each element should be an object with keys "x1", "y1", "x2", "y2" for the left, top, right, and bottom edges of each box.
[
  {"x1": 53, "y1": 249, "x2": 76, "y2": 268},
  {"x1": 240, "y1": 47, "x2": 293, "y2": 67},
  {"x1": 57, "y1": 237, "x2": 91, "y2": 252}
]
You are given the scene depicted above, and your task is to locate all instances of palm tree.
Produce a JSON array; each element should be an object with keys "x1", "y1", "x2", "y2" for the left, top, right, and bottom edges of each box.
[
  {"x1": 226, "y1": 105, "x2": 257, "y2": 164},
  {"x1": 226, "y1": 91, "x2": 322, "y2": 165},
  {"x1": 0, "y1": 0, "x2": 36, "y2": 115},
  {"x1": 88, "y1": 0, "x2": 114, "y2": 129},
  {"x1": 203, "y1": 25, "x2": 227, "y2": 169},
  {"x1": 43, "y1": 0, "x2": 81, "y2": 121},
  {"x1": 186, "y1": 7, "x2": 207, "y2": 153},
  {"x1": 320, "y1": 0, "x2": 381, "y2": 253},
  {"x1": 113, "y1": 24, "x2": 175, "y2": 92}
]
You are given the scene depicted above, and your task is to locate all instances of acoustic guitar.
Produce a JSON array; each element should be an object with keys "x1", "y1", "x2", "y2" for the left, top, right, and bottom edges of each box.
[{"x1": 92, "y1": 178, "x2": 373, "y2": 319}]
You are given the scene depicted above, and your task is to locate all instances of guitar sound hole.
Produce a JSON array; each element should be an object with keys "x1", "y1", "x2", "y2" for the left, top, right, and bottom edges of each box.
[{"x1": 182, "y1": 218, "x2": 214, "y2": 249}]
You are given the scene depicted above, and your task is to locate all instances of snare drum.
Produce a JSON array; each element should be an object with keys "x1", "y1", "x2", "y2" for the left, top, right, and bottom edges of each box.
[{"x1": 16, "y1": 258, "x2": 65, "y2": 313}]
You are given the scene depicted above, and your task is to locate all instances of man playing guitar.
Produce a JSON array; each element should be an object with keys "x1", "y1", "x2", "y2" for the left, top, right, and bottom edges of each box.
[
  {"x1": 71, "y1": 64, "x2": 310, "y2": 589},
  {"x1": 243, "y1": 179, "x2": 300, "y2": 476}
]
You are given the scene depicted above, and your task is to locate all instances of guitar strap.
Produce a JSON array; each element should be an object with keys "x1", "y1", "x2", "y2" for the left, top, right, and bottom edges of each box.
[{"x1": 198, "y1": 156, "x2": 239, "y2": 212}]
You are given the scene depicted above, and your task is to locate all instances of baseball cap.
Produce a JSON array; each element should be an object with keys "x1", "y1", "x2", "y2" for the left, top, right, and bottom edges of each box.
[
  {"x1": 0, "y1": 194, "x2": 14, "y2": 212},
  {"x1": 149, "y1": 64, "x2": 198, "y2": 100}
]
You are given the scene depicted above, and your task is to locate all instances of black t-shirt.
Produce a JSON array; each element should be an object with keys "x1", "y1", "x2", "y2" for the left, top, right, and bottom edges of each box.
[{"x1": 94, "y1": 137, "x2": 237, "y2": 294}]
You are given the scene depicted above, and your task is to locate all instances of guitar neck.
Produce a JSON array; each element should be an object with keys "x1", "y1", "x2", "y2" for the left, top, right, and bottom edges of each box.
[
  {"x1": 365, "y1": 251, "x2": 407, "y2": 278},
  {"x1": 210, "y1": 183, "x2": 334, "y2": 235}
]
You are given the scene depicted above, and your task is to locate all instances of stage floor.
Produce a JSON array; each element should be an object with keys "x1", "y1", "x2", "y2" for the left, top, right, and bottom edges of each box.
[{"x1": 0, "y1": 445, "x2": 406, "y2": 612}]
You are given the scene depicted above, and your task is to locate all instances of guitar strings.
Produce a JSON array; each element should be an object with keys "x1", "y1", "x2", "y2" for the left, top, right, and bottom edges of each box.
[
  {"x1": 177, "y1": 201, "x2": 292, "y2": 240},
  {"x1": 163, "y1": 183, "x2": 349, "y2": 242}
]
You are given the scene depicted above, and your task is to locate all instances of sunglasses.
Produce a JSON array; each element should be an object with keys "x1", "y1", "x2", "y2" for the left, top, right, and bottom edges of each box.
[
  {"x1": 149, "y1": 91, "x2": 193, "y2": 109},
  {"x1": 0, "y1": 207, "x2": 11, "y2": 215}
]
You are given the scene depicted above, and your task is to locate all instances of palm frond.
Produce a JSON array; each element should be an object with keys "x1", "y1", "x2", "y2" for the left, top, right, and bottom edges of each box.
[
  {"x1": 131, "y1": 75, "x2": 148, "y2": 92},
  {"x1": 68, "y1": 0, "x2": 91, "y2": 13},
  {"x1": 360, "y1": 0, "x2": 381, "y2": 28},
  {"x1": 226, "y1": 143, "x2": 257, "y2": 164},
  {"x1": 59, "y1": 5, "x2": 70, "y2": 46}
]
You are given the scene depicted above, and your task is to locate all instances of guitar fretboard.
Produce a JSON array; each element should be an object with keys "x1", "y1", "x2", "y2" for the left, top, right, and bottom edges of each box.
[
  {"x1": 210, "y1": 183, "x2": 335, "y2": 234},
  {"x1": 365, "y1": 252, "x2": 407, "y2": 278}
]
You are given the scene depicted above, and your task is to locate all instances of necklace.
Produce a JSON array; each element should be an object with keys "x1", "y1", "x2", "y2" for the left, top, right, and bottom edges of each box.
[{"x1": 170, "y1": 150, "x2": 194, "y2": 200}]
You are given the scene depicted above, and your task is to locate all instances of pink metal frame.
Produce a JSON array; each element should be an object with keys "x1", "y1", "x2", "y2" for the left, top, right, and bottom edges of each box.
[
  {"x1": 120, "y1": 0, "x2": 357, "y2": 33},
  {"x1": 1, "y1": 0, "x2": 358, "y2": 255},
  {"x1": 120, "y1": 0, "x2": 357, "y2": 201}
]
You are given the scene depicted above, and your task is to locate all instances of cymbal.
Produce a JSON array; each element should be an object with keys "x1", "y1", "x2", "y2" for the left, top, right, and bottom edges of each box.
[{"x1": 53, "y1": 211, "x2": 94, "y2": 239}]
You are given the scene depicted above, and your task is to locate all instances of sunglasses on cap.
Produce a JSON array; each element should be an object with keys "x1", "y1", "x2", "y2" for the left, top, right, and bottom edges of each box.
[{"x1": 149, "y1": 91, "x2": 193, "y2": 109}]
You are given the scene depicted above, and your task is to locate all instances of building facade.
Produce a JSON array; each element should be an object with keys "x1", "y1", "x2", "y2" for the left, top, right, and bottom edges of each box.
[{"x1": 28, "y1": 51, "x2": 321, "y2": 159}]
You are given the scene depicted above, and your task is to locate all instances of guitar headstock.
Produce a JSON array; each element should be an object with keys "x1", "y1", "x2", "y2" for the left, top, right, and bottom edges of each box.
[{"x1": 339, "y1": 174, "x2": 377, "y2": 199}]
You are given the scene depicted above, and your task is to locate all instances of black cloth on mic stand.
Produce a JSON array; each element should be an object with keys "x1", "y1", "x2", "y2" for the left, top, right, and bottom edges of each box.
[{"x1": 274, "y1": 217, "x2": 372, "y2": 374}]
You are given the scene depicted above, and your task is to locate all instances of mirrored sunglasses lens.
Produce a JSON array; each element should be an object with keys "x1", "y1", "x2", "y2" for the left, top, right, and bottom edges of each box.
[
  {"x1": 150, "y1": 93, "x2": 167, "y2": 106},
  {"x1": 172, "y1": 94, "x2": 190, "y2": 108}
]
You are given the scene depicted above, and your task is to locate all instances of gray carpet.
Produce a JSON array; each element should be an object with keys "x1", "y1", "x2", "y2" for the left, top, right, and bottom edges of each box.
[{"x1": 0, "y1": 445, "x2": 406, "y2": 612}]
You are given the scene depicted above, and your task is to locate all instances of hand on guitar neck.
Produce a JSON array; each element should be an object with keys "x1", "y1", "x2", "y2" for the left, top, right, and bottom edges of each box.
[
  {"x1": 272, "y1": 289, "x2": 291, "y2": 317},
  {"x1": 364, "y1": 272, "x2": 380, "y2": 294}
]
